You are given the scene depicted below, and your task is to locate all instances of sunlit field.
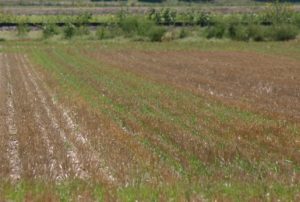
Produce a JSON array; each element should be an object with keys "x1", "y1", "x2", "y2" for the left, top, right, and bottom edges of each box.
[{"x1": 0, "y1": 1, "x2": 300, "y2": 201}]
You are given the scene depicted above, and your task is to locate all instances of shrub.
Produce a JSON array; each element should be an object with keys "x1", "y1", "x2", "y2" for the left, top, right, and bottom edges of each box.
[
  {"x1": 160, "y1": 8, "x2": 177, "y2": 25},
  {"x1": 226, "y1": 23, "x2": 298, "y2": 42},
  {"x1": 64, "y1": 23, "x2": 76, "y2": 39},
  {"x1": 119, "y1": 17, "x2": 136, "y2": 35},
  {"x1": 227, "y1": 23, "x2": 238, "y2": 39},
  {"x1": 260, "y1": 1, "x2": 294, "y2": 25},
  {"x1": 292, "y1": 13, "x2": 300, "y2": 28},
  {"x1": 228, "y1": 24, "x2": 250, "y2": 41},
  {"x1": 269, "y1": 24, "x2": 298, "y2": 41},
  {"x1": 119, "y1": 17, "x2": 155, "y2": 37},
  {"x1": 148, "y1": 27, "x2": 166, "y2": 42},
  {"x1": 148, "y1": 8, "x2": 159, "y2": 23},
  {"x1": 247, "y1": 25, "x2": 266, "y2": 42},
  {"x1": 235, "y1": 26, "x2": 250, "y2": 41},
  {"x1": 148, "y1": 8, "x2": 176, "y2": 25},
  {"x1": 194, "y1": 11, "x2": 211, "y2": 27},
  {"x1": 42, "y1": 23, "x2": 60, "y2": 39},
  {"x1": 206, "y1": 23, "x2": 226, "y2": 39}
]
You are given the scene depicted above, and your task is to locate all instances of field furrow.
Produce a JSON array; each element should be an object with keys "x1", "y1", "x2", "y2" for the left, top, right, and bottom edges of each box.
[
  {"x1": 6, "y1": 53, "x2": 69, "y2": 180},
  {"x1": 3, "y1": 54, "x2": 22, "y2": 182},
  {"x1": 0, "y1": 53, "x2": 10, "y2": 179},
  {"x1": 22, "y1": 55, "x2": 117, "y2": 183},
  {"x1": 20, "y1": 55, "x2": 88, "y2": 180},
  {"x1": 16, "y1": 55, "x2": 67, "y2": 181}
]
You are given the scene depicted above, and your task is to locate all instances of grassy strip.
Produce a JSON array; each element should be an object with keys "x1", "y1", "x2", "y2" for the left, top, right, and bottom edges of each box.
[
  {"x1": 0, "y1": 14, "x2": 115, "y2": 24},
  {"x1": 0, "y1": 180, "x2": 108, "y2": 202}
]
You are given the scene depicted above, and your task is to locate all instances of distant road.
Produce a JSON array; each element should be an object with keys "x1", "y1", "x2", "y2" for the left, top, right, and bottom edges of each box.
[{"x1": 2, "y1": 5, "x2": 300, "y2": 15}]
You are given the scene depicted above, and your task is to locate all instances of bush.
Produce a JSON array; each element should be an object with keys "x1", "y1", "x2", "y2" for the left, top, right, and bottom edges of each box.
[
  {"x1": 228, "y1": 24, "x2": 250, "y2": 41},
  {"x1": 148, "y1": 27, "x2": 166, "y2": 42},
  {"x1": 260, "y1": 1, "x2": 294, "y2": 25},
  {"x1": 235, "y1": 26, "x2": 250, "y2": 41},
  {"x1": 227, "y1": 24, "x2": 298, "y2": 42},
  {"x1": 269, "y1": 24, "x2": 298, "y2": 41},
  {"x1": 42, "y1": 23, "x2": 60, "y2": 39},
  {"x1": 119, "y1": 17, "x2": 155, "y2": 37},
  {"x1": 148, "y1": 8, "x2": 176, "y2": 25},
  {"x1": 194, "y1": 11, "x2": 211, "y2": 27},
  {"x1": 206, "y1": 23, "x2": 226, "y2": 39},
  {"x1": 227, "y1": 23, "x2": 239, "y2": 39},
  {"x1": 160, "y1": 8, "x2": 177, "y2": 25},
  {"x1": 64, "y1": 23, "x2": 76, "y2": 39},
  {"x1": 292, "y1": 13, "x2": 300, "y2": 28},
  {"x1": 247, "y1": 25, "x2": 266, "y2": 42}
]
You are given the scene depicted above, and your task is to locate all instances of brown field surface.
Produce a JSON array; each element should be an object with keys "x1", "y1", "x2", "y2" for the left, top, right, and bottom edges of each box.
[
  {"x1": 0, "y1": 52, "x2": 174, "y2": 184},
  {"x1": 86, "y1": 50, "x2": 300, "y2": 121},
  {"x1": 0, "y1": 42, "x2": 299, "y2": 200}
]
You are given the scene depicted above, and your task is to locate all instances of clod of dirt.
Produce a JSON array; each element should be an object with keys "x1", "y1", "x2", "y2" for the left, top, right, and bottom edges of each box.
[{"x1": 8, "y1": 125, "x2": 17, "y2": 135}]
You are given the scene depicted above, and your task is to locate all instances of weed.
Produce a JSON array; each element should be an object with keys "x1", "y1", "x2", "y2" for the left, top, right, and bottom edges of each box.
[
  {"x1": 17, "y1": 23, "x2": 29, "y2": 36},
  {"x1": 179, "y1": 28, "x2": 188, "y2": 39},
  {"x1": 119, "y1": 16, "x2": 156, "y2": 38}
]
